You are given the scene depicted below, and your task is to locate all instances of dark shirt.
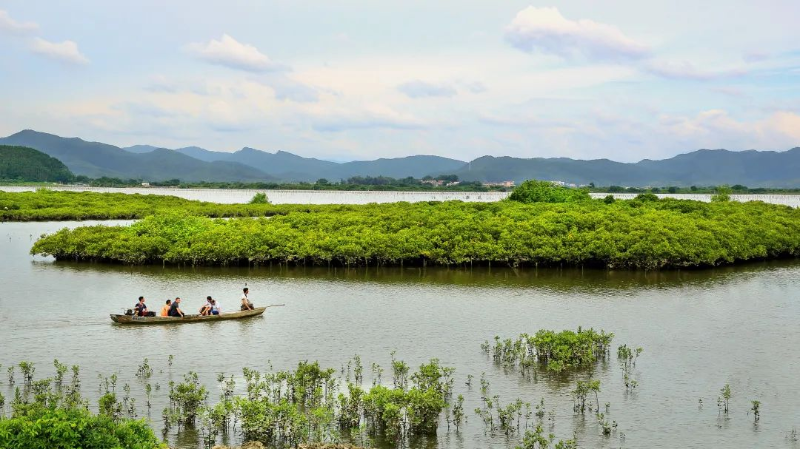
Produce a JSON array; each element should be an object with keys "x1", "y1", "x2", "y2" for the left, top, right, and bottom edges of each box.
[
  {"x1": 134, "y1": 303, "x2": 147, "y2": 316},
  {"x1": 168, "y1": 302, "x2": 181, "y2": 317}
]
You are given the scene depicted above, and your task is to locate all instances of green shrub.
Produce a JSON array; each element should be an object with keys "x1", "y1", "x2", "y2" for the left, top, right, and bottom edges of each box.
[
  {"x1": 711, "y1": 185, "x2": 732, "y2": 203},
  {"x1": 0, "y1": 405, "x2": 166, "y2": 449},
  {"x1": 249, "y1": 192, "x2": 270, "y2": 204},
  {"x1": 634, "y1": 192, "x2": 659, "y2": 202},
  {"x1": 30, "y1": 199, "x2": 800, "y2": 269},
  {"x1": 508, "y1": 180, "x2": 590, "y2": 203}
]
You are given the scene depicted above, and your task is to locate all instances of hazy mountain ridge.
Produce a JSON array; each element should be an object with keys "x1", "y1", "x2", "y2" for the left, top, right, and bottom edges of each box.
[
  {"x1": 0, "y1": 131, "x2": 274, "y2": 182},
  {"x1": 4, "y1": 130, "x2": 800, "y2": 187},
  {"x1": 0, "y1": 145, "x2": 75, "y2": 182},
  {"x1": 453, "y1": 149, "x2": 800, "y2": 187}
]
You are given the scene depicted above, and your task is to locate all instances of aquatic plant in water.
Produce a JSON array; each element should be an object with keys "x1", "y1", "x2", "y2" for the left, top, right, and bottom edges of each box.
[{"x1": 484, "y1": 328, "x2": 614, "y2": 374}]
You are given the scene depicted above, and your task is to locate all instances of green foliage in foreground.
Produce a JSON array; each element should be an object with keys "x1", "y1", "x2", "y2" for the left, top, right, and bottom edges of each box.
[
  {"x1": 0, "y1": 189, "x2": 352, "y2": 221},
  {"x1": 508, "y1": 180, "x2": 590, "y2": 204},
  {"x1": 0, "y1": 406, "x2": 164, "y2": 449},
  {"x1": 0, "y1": 145, "x2": 74, "y2": 183},
  {"x1": 31, "y1": 198, "x2": 800, "y2": 269}
]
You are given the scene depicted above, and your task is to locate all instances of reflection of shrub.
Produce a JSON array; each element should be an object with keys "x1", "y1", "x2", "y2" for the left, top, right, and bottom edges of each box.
[
  {"x1": 508, "y1": 180, "x2": 590, "y2": 203},
  {"x1": 249, "y1": 192, "x2": 270, "y2": 204}
]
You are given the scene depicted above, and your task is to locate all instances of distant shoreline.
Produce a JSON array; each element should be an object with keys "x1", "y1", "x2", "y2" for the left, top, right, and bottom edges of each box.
[{"x1": 1, "y1": 185, "x2": 799, "y2": 207}]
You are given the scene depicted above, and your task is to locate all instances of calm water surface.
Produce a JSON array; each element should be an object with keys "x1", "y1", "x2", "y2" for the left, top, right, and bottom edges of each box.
[
  {"x1": 1, "y1": 185, "x2": 798, "y2": 207},
  {"x1": 1, "y1": 221, "x2": 800, "y2": 448}
]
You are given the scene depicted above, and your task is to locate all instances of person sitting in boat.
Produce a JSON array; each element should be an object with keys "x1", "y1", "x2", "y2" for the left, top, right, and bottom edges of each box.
[
  {"x1": 168, "y1": 297, "x2": 185, "y2": 317},
  {"x1": 134, "y1": 296, "x2": 152, "y2": 317},
  {"x1": 161, "y1": 299, "x2": 171, "y2": 317},
  {"x1": 210, "y1": 299, "x2": 221, "y2": 315},
  {"x1": 241, "y1": 287, "x2": 254, "y2": 311},
  {"x1": 199, "y1": 296, "x2": 213, "y2": 316}
]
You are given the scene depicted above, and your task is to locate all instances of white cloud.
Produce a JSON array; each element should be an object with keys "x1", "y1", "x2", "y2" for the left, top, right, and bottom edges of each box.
[
  {"x1": 250, "y1": 74, "x2": 320, "y2": 103},
  {"x1": 0, "y1": 10, "x2": 38, "y2": 34},
  {"x1": 505, "y1": 6, "x2": 648, "y2": 61},
  {"x1": 397, "y1": 80, "x2": 457, "y2": 98},
  {"x1": 645, "y1": 60, "x2": 745, "y2": 80},
  {"x1": 30, "y1": 37, "x2": 89, "y2": 64},
  {"x1": 309, "y1": 105, "x2": 429, "y2": 132},
  {"x1": 464, "y1": 81, "x2": 488, "y2": 94},
  {"x1": 661, "y1": 109, "x2": 800, "y2": 149},
  {"x1": 186, "y1": 34, "x2": 286, "y2": 72}
]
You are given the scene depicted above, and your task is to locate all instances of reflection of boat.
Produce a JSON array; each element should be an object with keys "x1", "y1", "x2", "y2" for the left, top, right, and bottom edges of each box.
[{"x1": 110, "y1": 307, "x2": 266, "y2": 325}]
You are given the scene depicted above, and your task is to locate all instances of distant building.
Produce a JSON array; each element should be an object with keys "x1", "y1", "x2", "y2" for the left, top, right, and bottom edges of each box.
[
  {"x1": 141, "y1": 182, "x2": 150, "y2": 187},
  {"x1": 482, "y1": 181, "x2": 515, "y2": 188},
  {"x1": 421, "y1": 179, "x2": 444, "y2": 187}
]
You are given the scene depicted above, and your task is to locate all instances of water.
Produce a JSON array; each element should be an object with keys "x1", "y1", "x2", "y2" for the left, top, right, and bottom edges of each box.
[
  {"x1": 2, "y1": 221, "x2": 800, "y2": 448},
  {"x1": 1, "y1": 185, "x2": 798, "y2": 207}
]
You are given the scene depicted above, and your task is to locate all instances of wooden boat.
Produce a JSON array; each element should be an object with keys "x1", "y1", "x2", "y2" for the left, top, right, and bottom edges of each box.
[{"x1": 110, "y1": 307, "x2": 267, "y2": 325}]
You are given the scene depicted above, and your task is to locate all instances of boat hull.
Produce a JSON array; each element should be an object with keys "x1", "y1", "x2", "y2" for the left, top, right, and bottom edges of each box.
[{"x1": 110, "y1": 307, "x2": 266, "y2": 325}]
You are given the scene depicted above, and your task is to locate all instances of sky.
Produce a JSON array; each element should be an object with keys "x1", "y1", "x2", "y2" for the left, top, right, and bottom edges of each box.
[{"x1": 1, "y1": 0, "x2": 799, "y2": 162}]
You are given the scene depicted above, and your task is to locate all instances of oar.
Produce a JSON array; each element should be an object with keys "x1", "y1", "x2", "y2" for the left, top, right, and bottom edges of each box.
[{"x1": 265, "y1": 304, "x2": 285, "y2": 308}]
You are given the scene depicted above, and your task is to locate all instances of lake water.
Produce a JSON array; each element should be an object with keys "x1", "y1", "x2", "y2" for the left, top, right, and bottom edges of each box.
[
  {"x1": 2, "y1": 221, "x2": 800, "y2": 449},
  {"x1": 1, "y1": 185, "x2": 799, "y2": 207}
]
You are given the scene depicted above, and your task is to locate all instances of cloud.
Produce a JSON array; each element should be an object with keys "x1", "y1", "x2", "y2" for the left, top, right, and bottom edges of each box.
[
  {"x1": 0, "y1": 10, "x2": 38, "y2": 34},
  {"x1": 310, "y1": 106, "x2": 428, "y2": 132},
  {"x1": 186, "y1": 34, "x2": 286, "y2": 72},
  {"x1": 113, "y1": 101, "x2": 180, "y2": 118},
  {"x1": 645, "y1": 60, "x2": 745, "y2": 80},
  {"x1": 743, "y1": 51, "x2": 770, "y2": 63},
  {"x1": 255, "y1": 75, "x2": 319, "y2": 103},
  {"x1": 30, "y1": 37, "x2": 89, "y2": 64},
  {"x1": 505, "y1": 6, "x2": 648, "y2": 61},
  {"x1": 464, "y1": 81, "x2": 488, "y2": 94},
  {"x1": 397, "y1": 80, "x2": 457, "y2": 98},
  {"x1": 661, "y1": 109, "x2": 800, "y2": 149}
]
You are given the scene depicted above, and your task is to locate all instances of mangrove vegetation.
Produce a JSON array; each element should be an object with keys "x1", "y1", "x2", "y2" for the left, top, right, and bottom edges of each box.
[{"x1": 30, "y1": 196, "x2": 800, "y2": 269}]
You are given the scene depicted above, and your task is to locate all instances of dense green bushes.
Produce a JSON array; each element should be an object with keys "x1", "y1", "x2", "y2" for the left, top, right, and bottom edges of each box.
[
  {"x1": 0, "y1": 190, "x2": 352, "y2": 221},
  {"x1": 508, "y1": 180, "x2": 590, "y2": 204},
  {"x1": 0, "y1": 406, "x2": 165, "y2": 449},
  {"x1": 31, "y1": 199, "x2": 800, "y2": 269}
]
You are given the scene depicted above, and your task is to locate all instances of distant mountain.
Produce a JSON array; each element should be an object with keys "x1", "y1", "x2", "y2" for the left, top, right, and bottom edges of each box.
[
  {"x1": 175, "y1": 146, "x2": 228, "y2": 162},
  {"x1": 0, "y1": 145, "x2": 74, "y2": 182},
  {"x1": 323, "y1": 155, "x2": 467, "y2": 181},
  {"x1": 3, "y1": 130, "x2": 799, "y2": 187},
  {"x1": 454, "y1": 149, "x2": 800, "y2": 187},
  {"x1": 228, "y1": 148, "x2": 338, "y2": 181},
  {"x1": 123, "y1": 145, "x2": 160, "y2": 154},
  {"x1": 164, "y1": 145, "x2": 464, "y2": 182},
  {"x1": 0, "y1": 131, "x2": 275, "y2": 182}
]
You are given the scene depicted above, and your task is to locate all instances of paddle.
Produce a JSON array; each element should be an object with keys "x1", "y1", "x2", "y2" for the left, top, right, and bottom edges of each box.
[{"x1": 265, "y1": 304, "x2": 286, "y2": 308}]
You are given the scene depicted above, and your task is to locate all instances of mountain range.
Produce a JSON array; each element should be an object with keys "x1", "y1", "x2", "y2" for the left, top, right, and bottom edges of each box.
[{"x1": 1, "y1": 130, "x2": 798, "y2": 187}]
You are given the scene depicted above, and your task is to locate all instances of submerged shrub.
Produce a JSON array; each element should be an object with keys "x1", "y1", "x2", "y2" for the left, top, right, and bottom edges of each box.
[{"x1": 485, "y1": 328, "x2": 614, "y2": 373}]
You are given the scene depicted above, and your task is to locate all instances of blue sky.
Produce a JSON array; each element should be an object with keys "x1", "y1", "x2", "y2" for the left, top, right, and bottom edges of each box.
[{"x1": 1, "y1": 0, "x2": 799, "y2": 162}]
